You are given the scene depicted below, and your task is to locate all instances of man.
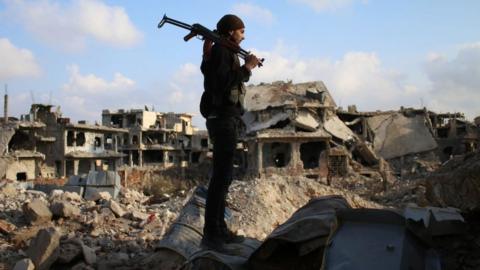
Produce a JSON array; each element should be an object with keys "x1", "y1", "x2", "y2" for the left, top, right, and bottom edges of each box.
[{"x1": 200, "y1": 14, "x2": 260, "y2": 250}]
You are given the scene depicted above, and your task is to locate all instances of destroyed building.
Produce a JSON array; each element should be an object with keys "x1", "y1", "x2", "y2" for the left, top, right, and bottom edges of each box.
[
  {"x1": 241, "y1": 81, "x2": 368, "y2": 180},
  {"x1": 0, "y1": 103, "x2": 128, "y2": 180},
  {"x1": 102, "y1": 109, "x2": 210, "y2": 168}
]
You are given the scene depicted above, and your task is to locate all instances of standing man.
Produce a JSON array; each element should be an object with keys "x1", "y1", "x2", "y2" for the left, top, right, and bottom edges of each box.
[{"x1": 200, "y1": 14, "x2": 260, "y2": 250}]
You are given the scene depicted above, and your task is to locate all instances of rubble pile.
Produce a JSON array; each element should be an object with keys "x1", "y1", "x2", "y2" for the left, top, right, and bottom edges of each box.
[
  {"x1": 0, "y1": 180, "x2": 186, "y2": 269},
  {"x1": 227, "y1": 175, "x2": 382, "y2": 240}
]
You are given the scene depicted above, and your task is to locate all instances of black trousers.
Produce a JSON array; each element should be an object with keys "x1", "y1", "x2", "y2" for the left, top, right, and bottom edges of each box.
[{"x1": 203, "y1": 117, "x2": 238, "y2": 238}]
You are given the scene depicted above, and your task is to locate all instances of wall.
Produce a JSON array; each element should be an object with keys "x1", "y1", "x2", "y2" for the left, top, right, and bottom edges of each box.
[
  {"x1": 5, "y1": 158, "x2": 37, "y2": 180},
  {"x1": 64, "y1": 130, "x2": 106, "y2": 154}
]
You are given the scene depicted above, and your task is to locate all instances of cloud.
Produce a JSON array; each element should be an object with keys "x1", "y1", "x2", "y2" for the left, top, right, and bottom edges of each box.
[
  {"x1": 0, "y1": 38, "x2": 41, "y2": 80},
  {"x1": 59, "y1": 65, "x2": 136, "y2": 121},
  {"x1": 289, "y1": 0, "x2": 366, "y2": 12},
  {"x1": 248, "y1": 41, "x2": 419, "y2": 111},
  {"x1": 425, "y1": 42, "x2": 480, "y2": 119},
  {"x1": 231, "y1": 3, "x2": 275, "y2": 26},
  {"x1": 2, "y1": 0, "x2": 142, "y2": 51},
  {"x1": 62, "y1": 65, "x2": 135, "y2": 94}
]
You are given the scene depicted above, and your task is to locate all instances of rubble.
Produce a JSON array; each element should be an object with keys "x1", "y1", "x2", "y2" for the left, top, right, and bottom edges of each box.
[
  {"x1": 12, "y1": 258, "x2": 35, "y2": 270},
  {"x1": 22, "y1": 199, "x2": 52, "y2": 225},
  {"x1": 26, "y1": 227, "x2": 61, "y2": 270},
  {"x1": 50, "y1": 201, "x2": 81, "y2": 218}
]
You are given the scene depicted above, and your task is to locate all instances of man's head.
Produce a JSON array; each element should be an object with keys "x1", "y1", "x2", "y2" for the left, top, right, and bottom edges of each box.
[{"x1": 217, "y1": 14, "x2": 245, "y2": 44}]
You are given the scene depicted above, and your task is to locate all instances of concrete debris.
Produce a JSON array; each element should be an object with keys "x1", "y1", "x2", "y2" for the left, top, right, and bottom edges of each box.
[
  {"x1": 26, "y1": 227, "x2": 61, "y2": 270},
  {"x1": 57, "y1": 242, "x2": 82, "y2": 264},
  {"x1": 12, "y1": 258, "x2": 35, "y2": 270},
  {"x1": 50, "y1": 201, "x2": 81, "y2": 218},
  {"x1": 22, "y1": 199, "x2": 52, "y2": 225},
  {"x1": 106, "y1": 199, "x2": 126, "y2": 218},
  {"x1": 0, "y1": 218, "x2": 16, "y2": 234}
]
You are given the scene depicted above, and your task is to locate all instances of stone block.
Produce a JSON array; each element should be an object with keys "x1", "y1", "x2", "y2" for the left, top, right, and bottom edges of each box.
[
  {"x1": 50, "y1": 201, "x2": 81, "y2": 218},
  {"x1": 22, "y1": 199, "x2": 52, "y2": 225},
  {"x1": 106, "y1": 199, "x2": 125, "y2": 218},
  {"x1": 13, "y1": 258, "x2": 35, "y2": 270},
  {"x1": 26, "y1": 227, "x2": 61, "y2": 270}
]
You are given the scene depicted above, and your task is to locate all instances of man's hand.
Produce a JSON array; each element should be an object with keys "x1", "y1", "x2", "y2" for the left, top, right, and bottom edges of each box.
[{"x1": 244, "y1": 54, "x2": 260, "y2": 70}]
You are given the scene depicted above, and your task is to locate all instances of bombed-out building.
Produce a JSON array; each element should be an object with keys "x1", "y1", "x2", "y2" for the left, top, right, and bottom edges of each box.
[
  {"x1": 0, "y1": 103, "x2": 128, "y2": 180},
  {"x1": 102, "y1": 109, "x2": 210, "y2": 168},
  {"x1": 241, "y1": 81, "x2": 368, "y2": 180}
]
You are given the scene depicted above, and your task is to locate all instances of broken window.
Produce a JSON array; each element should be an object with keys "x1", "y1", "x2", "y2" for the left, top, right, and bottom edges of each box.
[
  {"x1": 263, "y1": 142, "x2": 291, "y2": 168},
  {"x1": 110, "y1": 115, "x2": 123, "y2": 128},
  {"x1": 55, "y1": 161, "x2": 62, "y2": 177},
  {"x1": 78, "y1": 160, "x2": 90, "y2": 174},
  {"x1": 126, "y1": 114, "x2": 136, "y2": 127},
  {"x1": 76, "y1": 132, "x2": 85, "y2": 146},
  {"x1": 132, "y1": 135, "x2": 139, "y2": 145},
  {"x1": 300, "y1": 142, "x2": 326, "y2": 169},
  {"x1": 144, "y1": 150, "x2": 163, "y2": 164},
  {"x1": 65, "y1": 160, "x2": 74, "y2": 176},
  {"x1": 437, "y1": 128, "x2": 449, "y2": 138},
  {"x1": 16, "y1": 172, "x2": 27, "y2": 181},
  {"x1": 443, "y1": 146, "x2": 453, "y2": 157},
  {"x1": 8, "y1": 130, "x2": 32, "y2": 151},
  {"x1": 191, "y1": 152, "x2": 201, "y2": 163},
  {"x1": 94, "y1": 137, "x2": 102, "y2": 148},
  {"x1": 67, "y1": 131, "x2": 75, "y2": 146},
  {"x1": 201, "y1": 138, "x2": 208, "y2": 148},
  {"x1": 123, "y1": 134, "x2": 129, "y2": 145}
]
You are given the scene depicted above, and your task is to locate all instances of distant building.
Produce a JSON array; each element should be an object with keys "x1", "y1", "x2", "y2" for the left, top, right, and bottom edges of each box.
[{"x1": 102, "y1": 109, "x2": 210, "y2": 168}]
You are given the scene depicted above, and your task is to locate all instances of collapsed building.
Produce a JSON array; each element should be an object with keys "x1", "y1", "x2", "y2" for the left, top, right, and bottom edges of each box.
[
  {"x1": 0, "y1": 103, "x2": 128, "y2": 180},
  {"x1": 102, "y1": 109, "x2": 210, "y2": 168},
  {"x1": 240, "y1": 81, "x2": 480, "y2": 181},
  {"x1": 241, "y1": 81, "x2": 379, "y2": 181}
]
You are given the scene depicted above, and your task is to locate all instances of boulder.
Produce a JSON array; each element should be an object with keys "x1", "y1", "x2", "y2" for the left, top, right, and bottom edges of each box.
[
  {"x1": 50, "y1": 201, "x2": 81, "y2": 218},
  {"x1": 26, "y1": 227, "x2": 61, "y2": 270},
  {"x1": 22, "y1": 199, "x2": 52, "y2": 225},
  {"x1": 13, "y1": 258, "x2": 35, "y2": 270}
]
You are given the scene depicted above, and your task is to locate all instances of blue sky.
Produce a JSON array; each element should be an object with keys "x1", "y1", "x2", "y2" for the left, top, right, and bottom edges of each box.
[{"x1": 1, "y1": 0, "x2": 479, "y2": 128}]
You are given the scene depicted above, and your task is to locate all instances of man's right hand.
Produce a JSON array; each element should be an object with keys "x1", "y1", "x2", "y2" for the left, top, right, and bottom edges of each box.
[{"x1": 244, "y1": 54, "x2": 260, "y2": 70}]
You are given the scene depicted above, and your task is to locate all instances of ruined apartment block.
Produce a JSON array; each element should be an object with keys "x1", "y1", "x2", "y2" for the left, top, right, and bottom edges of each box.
[
  {"x1": 102, "y1": 109, "x2": 210, "y2": 168},
  {"x1": 241, "y1": 81, "x2": 354, "y2": 180},
  {"x1": 1, "y1": 103, "x2": 128, "y2": 181}
]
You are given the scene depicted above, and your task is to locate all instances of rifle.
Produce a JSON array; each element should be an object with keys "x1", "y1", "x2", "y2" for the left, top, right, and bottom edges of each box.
[{"x1": 158, "y1": 14, "x2": 264, "y2": 67}]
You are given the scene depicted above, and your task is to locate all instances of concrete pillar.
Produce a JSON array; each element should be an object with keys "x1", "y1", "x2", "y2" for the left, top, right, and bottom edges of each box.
[
  {"x1": 291, "y1": 142, "x2": 301, "y2": 171},
  {"x1": 129, "y1": 151, "x2": 133, "y2": 167},
  {"x1": 139, "y1": 150, "x2": 143, "y2": 167},
  {"x1": 90, "y1": 160, "x2": 95, "y2": 172},
  {"x1": 257, "y1": 141, "x2": 263, "y2": 175},
  {"x1": 73, "y1": 160, "x2": 79, "y2": 175},
  {"x1": 163, "y1": 151, "x2": 169, "y2": 166}
]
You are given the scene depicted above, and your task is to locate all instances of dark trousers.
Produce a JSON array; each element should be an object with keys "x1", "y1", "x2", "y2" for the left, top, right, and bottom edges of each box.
[{"x1": 203, "y1": 117, "x2": 237, "y2": 238}]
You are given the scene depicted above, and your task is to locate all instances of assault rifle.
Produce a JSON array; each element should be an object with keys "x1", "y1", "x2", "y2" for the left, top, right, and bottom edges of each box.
[{"x1": 157, "y1": 14, "x2": 264, "y2": 67}]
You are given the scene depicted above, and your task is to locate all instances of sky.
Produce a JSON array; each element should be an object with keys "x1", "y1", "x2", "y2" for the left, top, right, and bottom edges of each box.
[{"x1": 1, "y1": 0, "x2": 479, "y2": 129}]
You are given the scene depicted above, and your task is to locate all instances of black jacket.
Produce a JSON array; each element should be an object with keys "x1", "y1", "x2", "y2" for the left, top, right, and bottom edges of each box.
[{"x1": 200, "y1": 43, "x2": 251, "y2": 118}]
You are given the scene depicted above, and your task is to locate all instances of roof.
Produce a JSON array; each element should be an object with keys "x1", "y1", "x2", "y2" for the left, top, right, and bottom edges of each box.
[{"x1": 244, "y1": 81, "x2": 336, "y2": 112}]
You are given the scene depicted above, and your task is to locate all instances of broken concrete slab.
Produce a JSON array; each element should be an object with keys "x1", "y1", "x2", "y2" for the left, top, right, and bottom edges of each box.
[
  {"x1": 128, "y1": 210, "x2": 149, "y2": 221},
  {"x1": 84, "y1": 187, "x2": 115, "y2": 201},
  {"x1": 106, "y1": 199, "x2": 126, "y2": 218},
  {"x1": 50, "y1": 201, "x2": 81, "y2": 218},
  {"x1": 26, "y1": 227, "x2": 61, "y2": 270},
  {"x1": 22, "y1": 199, "x2": 52, "y2": 225},
  {"x1": 324, "y1": 114, "x2": 356, "y2": 142},
  {"x1": 291, "y1": 111, "x2": 319, "y2": 131},
  {"x1": 13, "y1": 258, "x2": 35, "y2": 270},
  {"x1": 367, "y1": 113, "x2": 437, "y2": 159}
]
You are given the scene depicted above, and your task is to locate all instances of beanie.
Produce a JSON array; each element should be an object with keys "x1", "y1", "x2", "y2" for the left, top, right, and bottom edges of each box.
[{"x1": 216, "y1": 14, "x2": 245, "y2": 35}]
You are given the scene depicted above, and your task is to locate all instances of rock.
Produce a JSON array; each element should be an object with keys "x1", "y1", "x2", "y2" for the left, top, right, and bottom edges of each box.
[
  {"x1": 86, "y1": 190, "x2": 113, "y2": 202},
  {"x1": 0, "y1": 218, "x2": 16, "y2": 234},
  {"x1": 22, "y1": 199, "x2": 52, "y2": 225},
  {"x1": 62, "y1": 191, "x2": 83, "y2": 202},
  {"x1": 71, "y1": 262, "x2": 95, "y2": 270},
  {"x1": 26, "y1": 227, "x2": 61, "y2": 270},
  {"x1": 13, "y1": 258, "x2": 35, "y2": 270},
  {"x1": 50, "y1": 201, "x2": 81, "y2": 218},
  {"x1": 81, "y1": 243, "x2": 97, "y2": 265},
  {"x1": 128, "y1": 210, "x2": 149, "y2": 221},
  {"x1": 49, "y1": 189, "x2": 64, "y2": 200},
  {"x1": 57, "y1": 242, "x2": 82, "y2": 264},
  {"x1": 106, "y1": 200, "x2": 126, "y2": 218}
]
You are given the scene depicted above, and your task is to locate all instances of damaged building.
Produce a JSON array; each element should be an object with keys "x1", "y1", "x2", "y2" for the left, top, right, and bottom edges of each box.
[
  {"x1": 102, "y1": 109, "x2": 210, "y2": 168},
  {"x1": 0, "y1": 103, "x2": 128, "y2": 180},
  {"x1": 241, "y1": 81, "x2": 376, "y2": 180}
]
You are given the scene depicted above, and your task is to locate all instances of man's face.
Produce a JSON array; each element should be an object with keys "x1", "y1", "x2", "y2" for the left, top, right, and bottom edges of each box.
[{"x1": 230, "y1": 28, "x2": 245, "y2": 45}]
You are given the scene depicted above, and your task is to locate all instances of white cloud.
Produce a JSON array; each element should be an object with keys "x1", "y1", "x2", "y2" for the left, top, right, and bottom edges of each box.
[
  {"x1": 231, "y1": 3, "x2": 275, "y2": 25},
  {"x1": 248, "y1": 41, "x2": 419, "y2": 111},
  {"x1": 0, "y1": 38, "x2": 41, "y2": 80},
  {"x1": 167, "y1": 63, "x2": 202, "y2": 110},
  {"x1": 289, "y1": 0, "x2": 366, "y2": 12},
  {"x1": 62, "y1": 65, "x2": 135, "y2": 94},
  {"x1": 2, "y1": 0, "x2": 142, "y2": 51},
  {"x1": 425, "y1": 42, "x2": 480, "y2": 119}
]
